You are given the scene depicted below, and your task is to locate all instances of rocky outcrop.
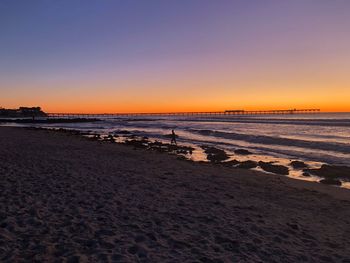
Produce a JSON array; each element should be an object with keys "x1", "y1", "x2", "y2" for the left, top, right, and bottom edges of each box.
[
  {"x1": 305, "y1": 165, "x2": 350, "y2": 181},
  {"x1": 125, "y1": 138, "x2": 150, "y2": 149},
  {"x1": 319, "y1": 179, "x2": 342, "y2": 186},
  {"x1": 237, "y1": 160, "x2": 258, "y2": 169},
  {"x1": 290, "y1": 161, "x2": 308, "y2": 169},
  {"x1": 201, "y1": 146, "x2": 230, "y2": 163},
  {"x1": 223, "y1": 160, "x2": 240, "y2": 167},
  {"x1": 258, "y1": 162, "x2": 289, "y2": 175},
  {"x1": 149, "y1": 141, "x2": 194, "y2": 154}
]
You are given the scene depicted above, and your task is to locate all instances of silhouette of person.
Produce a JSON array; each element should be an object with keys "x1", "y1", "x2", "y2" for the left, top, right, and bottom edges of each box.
[{"x1": 171, "y1": 129, "x2": 177, "y2": 145}]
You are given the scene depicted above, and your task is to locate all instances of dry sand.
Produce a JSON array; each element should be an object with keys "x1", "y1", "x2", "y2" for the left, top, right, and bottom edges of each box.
[{"x1": 0, "y1": 127, "x2": 350, "y2": 262}]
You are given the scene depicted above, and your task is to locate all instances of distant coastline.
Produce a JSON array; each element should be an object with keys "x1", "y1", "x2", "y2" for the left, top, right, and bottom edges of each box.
[
  {"x1": 0, "y1": 106, "x2": 103, "y2": 123},
  {"x1": 0, "y1": 118, "x2": 101, "y2": 124},
  {"x1": 0, "y1": 106, "x2": 47, "y2": 118}
]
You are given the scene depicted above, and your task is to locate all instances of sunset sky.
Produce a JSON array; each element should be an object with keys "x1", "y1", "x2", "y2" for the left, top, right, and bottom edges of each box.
[{"x1": 1, "y1": 0, "x2": 350, "y2": 113}]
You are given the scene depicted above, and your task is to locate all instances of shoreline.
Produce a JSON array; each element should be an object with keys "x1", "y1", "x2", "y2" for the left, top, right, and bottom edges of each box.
[
  {"x1": 1, "y1": 126, "x2": 350, "y2": 261},
  {"x1": 2, "y1": 113, "x2": 349, "y2": 188},
  {"x1": 16, "y1": 125, "x2": 350, "y2": 188}
]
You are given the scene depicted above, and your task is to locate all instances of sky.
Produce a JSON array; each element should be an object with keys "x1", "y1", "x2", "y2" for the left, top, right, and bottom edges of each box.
[{"x1": 1, "y1": 0, "x2": 350, "y2": 113}]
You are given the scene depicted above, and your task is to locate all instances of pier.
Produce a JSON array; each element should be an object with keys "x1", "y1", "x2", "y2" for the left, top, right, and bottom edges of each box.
[{"x1": 47, "y1": 109, "x2": 320, "y2": 118}]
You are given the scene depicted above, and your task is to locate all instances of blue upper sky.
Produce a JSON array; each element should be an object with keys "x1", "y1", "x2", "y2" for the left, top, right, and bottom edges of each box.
[{"x1": 1, "y1": 0, "x2": 350, "y2": 112}]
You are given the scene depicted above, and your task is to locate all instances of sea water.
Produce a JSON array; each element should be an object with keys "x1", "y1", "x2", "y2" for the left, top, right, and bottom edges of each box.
[{"x1": 3, "y1": 112, "x2": 350, "y2": 186}]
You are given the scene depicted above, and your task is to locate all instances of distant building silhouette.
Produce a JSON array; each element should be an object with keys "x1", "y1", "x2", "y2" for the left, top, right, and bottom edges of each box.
[{"x1": 0, "y1": 106, "x2": 47, "y2": 118}]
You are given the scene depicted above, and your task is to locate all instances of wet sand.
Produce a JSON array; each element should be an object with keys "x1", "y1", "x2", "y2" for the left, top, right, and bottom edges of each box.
[{"x1": 1, "y1": 127, "x2": 350, "y2": 262}]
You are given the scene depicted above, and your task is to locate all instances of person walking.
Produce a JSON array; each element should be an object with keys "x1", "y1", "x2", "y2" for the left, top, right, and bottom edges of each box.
[{"x1": 171, "y1": 129, "x2": 177, "y2": 145}]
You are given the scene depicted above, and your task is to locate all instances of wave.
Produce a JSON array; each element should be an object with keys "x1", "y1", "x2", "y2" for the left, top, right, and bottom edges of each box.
[
  {"x1": 176, "y1": 118, "x2": 350, "y2": 127},
  {"x1": 121, "y1": 128, "x2": 350, "y2": 165},
  {"x1": 189, "y1": 129, "x2": 350, "y2": 154}
]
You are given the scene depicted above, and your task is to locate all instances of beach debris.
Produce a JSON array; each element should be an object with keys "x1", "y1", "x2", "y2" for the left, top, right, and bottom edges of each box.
[
  {"x1": 304, "y1": 165, "x2": 350, "y2": 181},
  {"x1": 290, "y1": 161, "x2": 308, "y2": 169},
  {"x1": 258, "y1": 161, "x2": 289, "y2": 175},
  {"x1": 201, "y1": 146, "x2": 230, "y2": 163},
  {"x1": 237, "y1": 160, "x2": 258, "y2": 169},
  {"x1": 234, "y1": 149, "x2": 253, "y2": 155},
  {"x1": 319, "y1": 178, "x2": 342, "y2": 186}
]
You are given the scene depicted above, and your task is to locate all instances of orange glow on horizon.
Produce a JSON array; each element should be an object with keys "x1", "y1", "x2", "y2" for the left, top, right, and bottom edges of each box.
[{"x1": 2, "y1": 102, "x2": 349, "y2": 114}]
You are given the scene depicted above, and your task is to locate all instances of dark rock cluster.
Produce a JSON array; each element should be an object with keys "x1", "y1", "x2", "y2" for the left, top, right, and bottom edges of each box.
[
  {"x1": 258, "y1": 161, "x2": 289, "y2": 175},
  {"x1": 125, "y1": 138, "x2": 194, "y2": 155},
  {"x1": 201, "y1": 146, "x2": 230, "y2": 163},
  {"x1": 290, "y1": 161, "x2": 308, "y2": 169},
  {"x1": 25, "y1": 127, "x2": 350, "y2": 188},
  {"x1": 237, "y1": 160, "x2": 258, "y2": 169},
  {"x1": 304, "y1": 164, "x2": 350, "y2": 186}
]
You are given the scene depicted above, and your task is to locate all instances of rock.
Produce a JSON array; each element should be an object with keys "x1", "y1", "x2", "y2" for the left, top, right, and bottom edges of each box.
[
  {"x1": 305, "y1": 165, "x2": 350, "y2": 181},
  {"x1": 302, "y1": 172, "x2": 311, "y2": 177},
  {"x1": 124, "y1": 139, "x2": 148, "y2": 148},
  {"x1": 290, "y1": 161, "x2": 308, "y2": 169},
  {"x1": 258, "y1": 161, "x2": 289, "y2": 175},
  {"x1": 207, "y1": 152, "x2": 229, "y2": 163},
  {"x1": 237, "y1": 160, "x2": 258, "y2": 169},
  {"x1": 234, "y1": 149, "x2": 253, "y2": 155},
  {"x1": 320, "y1": 178, "x2": 342, "y2": 186},
  {"x1": 148, "y1": 141, "x2": 163, "y2": 150},
  {"x1": 89, "y1": 134, "x2": 101, "y2": 141},
  {"x1": 175, "y1": 145, "x2": 194, "y2": 155},
  {"x1": 102, "y1": 135, "x2": 115, "y2": 143},
  {"x1": 148, "y1": 141, "x2": 193, "y2": 155},
  {"x1": 201, "y1": 146, "x2": 229, "y2": 163},
  {"x1": 223, "y1": 160, "x2": 240, "y2": 167},
  {"x1": 175, "y1": 144, "x2": 194, "y2": 154}
]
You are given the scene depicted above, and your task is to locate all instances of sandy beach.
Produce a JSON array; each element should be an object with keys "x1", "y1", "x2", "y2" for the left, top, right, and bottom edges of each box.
[{"x1": 1, "y1": 127, "x2": 350, "y2": 262}]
